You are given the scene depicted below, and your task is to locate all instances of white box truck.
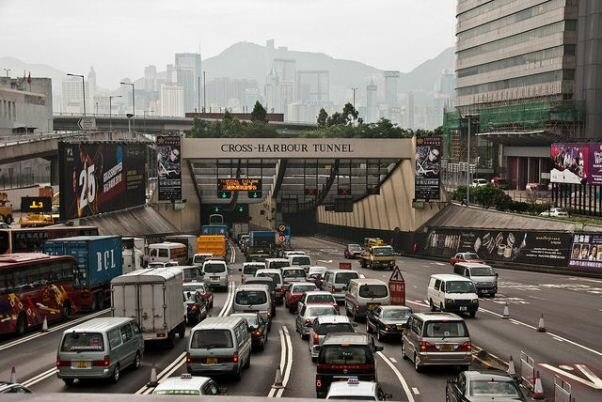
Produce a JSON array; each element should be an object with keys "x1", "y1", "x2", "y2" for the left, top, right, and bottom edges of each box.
[{"x1": 111, "y1": 267, "x2": 186, "y2": 347}]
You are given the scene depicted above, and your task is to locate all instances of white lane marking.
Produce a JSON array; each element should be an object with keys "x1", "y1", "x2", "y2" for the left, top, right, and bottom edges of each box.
[
  {"x1": 575, "y1": 364, "x2": 602, "y2": 388},
  {"x1": 0, "y1": 308, "x2": 111, "y2": 351},
  {"x1": 411, "y1": 387, "x2": 420, "y2": 395},
  {"x1": 21, "y1": 367, "x2": 58, "y2": 388},
  {"x1": 552, "y1": 336, "x2": 564, "y2": 342},
  {"x1": 568, "y1": 277, "x2": 602, "y2": 284},
  {"x1": 267, "y1": 329, "x2": 286, "y2": 398},
  {"x1": 389, "y1": 357, "x2": 397, "y2": 363},
  {"x1": 229, "y1": 240, "x2": 236, "y2": 264},
  {"x1": 432, "y1": 262, "x2": 446, "y2": 266},
  {"x1": 276, "y1": 326, "x2": 293, "y2": 398},
  {"x1": 377, "y1": 352, "x2": 415, "y2": 402},
  {"x1": 559, "y1": 365, "x2": 574, "y2": 371},
  {"x1": 540, "y1": 363, "x2": 602, "y2": 390},
  {"x1": 218, "y1": 281, "x2": 235, "y2": 317}
]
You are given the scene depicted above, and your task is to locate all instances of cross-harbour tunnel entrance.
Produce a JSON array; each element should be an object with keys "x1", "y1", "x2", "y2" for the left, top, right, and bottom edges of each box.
[{"x1": 152, "y1": 137, "x2": 441, "y2": 238}]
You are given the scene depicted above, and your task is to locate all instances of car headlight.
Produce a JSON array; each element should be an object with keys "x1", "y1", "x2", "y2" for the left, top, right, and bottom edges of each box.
[{"x1": 471, "y1": 299, "x2": 479, "y2": 304}]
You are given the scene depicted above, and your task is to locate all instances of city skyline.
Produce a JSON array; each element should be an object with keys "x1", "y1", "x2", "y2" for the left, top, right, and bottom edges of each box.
[{"x1": 0, "y1": 0, "x2": 456, "y2": 88}]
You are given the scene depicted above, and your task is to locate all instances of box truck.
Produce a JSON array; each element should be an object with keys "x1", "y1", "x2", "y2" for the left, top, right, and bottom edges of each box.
[{"x1": 111, "y1": 267, "x2": 186, "y2": 347}]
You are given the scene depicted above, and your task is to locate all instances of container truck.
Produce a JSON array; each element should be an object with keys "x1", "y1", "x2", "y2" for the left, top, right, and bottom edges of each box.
[
  {"x1": 43, "y1": 235, "x2": 123, "y2": 311},
  {"x1": 246, "y1": 230, "x2": 276, "y2": 262},
  {"x1": 111, "y1": 267, "x2": 186, "y2": 347}
]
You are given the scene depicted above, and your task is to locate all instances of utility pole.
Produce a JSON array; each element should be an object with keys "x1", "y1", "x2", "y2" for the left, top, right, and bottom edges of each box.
[
  {"x1": 466, "y1": 115, "x2": 471, "y2": 205},
  {"x1": 67, "y1": 73, "x2": 86, "y2": 116},
  {"x1": 3, "y1": 68, "x2": 10, "y2": 77},
  {"x1": 203, "y1": 71, "x2": 207, "y2": 113}
]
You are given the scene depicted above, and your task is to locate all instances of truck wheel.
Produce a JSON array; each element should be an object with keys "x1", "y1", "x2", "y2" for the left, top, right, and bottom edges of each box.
[
  {"x1": 62, "y1": 304, "x2": 71, "y2": 320},
  {"x1": 4, "y1": 215, "x2": 13, "y2": 225},
  {"x1": 16, "y1": 313, "x2": 27, "y2": 336},
  {"x1": 167, "y1": 331, "x2": 176, "y2": 348},
  {"x1": 178, "y1": 323, "x2": 186, "y2": 338}
]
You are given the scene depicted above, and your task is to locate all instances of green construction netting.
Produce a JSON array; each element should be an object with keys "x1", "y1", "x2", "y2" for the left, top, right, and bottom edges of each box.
[{"x1": 479, "y1": 101, "x2": 585, "y2": 132}]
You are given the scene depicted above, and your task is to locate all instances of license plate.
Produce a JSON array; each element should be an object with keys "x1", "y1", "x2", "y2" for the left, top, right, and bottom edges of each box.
[
  {"x1": 72, "y1": 360, "x2": 91, "y2": 369},
  {"x1": 206, "y1": 357, "x2": 217, "y2": 364},
  {"x1": 459, "y1": 306, "x2": 468, "y2": 311},
  {"x1": 211, "y1": 276, "x2": 219, "y2": 280},
  {"x1": 368, "y1": 303, "x2": 378, "y2": 310},
  {"x1": 439, "y1": 344, "x2": 454, "y2": 352}
]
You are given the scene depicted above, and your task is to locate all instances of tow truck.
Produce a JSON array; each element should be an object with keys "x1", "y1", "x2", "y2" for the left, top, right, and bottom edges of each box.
[{"x1": 359, "y1": 238, "x2": 396, "y2": 270}]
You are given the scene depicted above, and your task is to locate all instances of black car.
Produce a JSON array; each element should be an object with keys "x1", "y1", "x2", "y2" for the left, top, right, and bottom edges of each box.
[
  {"x1": 183, "y1": 290, "x2": 208, "y2": 325},
  {"x1": 231, "y1": 312, "x2": 269, "y2": 351},
  {"x1": 315, "y1": 333, "x2": 383, "y2": 398},
  {"x1": 446, "y1": 370, "x2": 527, "y2": 401},
  {"x1": 366, "y1": 305, "x2": 412, "y2": 342}
]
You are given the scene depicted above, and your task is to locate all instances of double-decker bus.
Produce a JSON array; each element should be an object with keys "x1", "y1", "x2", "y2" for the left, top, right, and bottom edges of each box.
[
  {"x1": 0, "y1": 253, "x2": 81, "y2": 336},
  {"x1": 0, "y1": 226, "x2": 99, "y2": 254}
]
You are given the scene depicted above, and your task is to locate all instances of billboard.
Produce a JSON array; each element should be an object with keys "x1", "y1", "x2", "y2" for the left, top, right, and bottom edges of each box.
[
  {"x1": 217, "y1": 178, "x2": 261, "y2": 192},
  {"x1": 415, "y1": 137, "x2": 441, "y2": 201},
  {"x1": 59, "y1": 142, "x2": 147, "y2": 219},
  {"x1": 157, "y1": 135, "x2": 182, "y2": 201},
  {"x1": 569, "y1": 233, "x2": 602, "y2": 271},
  {"x1": 550, "y1": 142, "x2": 602, "y2": 185},
  {"x1": 422, "y1": 228, "x2": 572, "y2": 267}
]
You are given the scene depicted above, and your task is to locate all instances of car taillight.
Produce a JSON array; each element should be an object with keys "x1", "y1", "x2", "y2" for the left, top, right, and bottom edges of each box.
[
  {"x1": 316, "y1": 376, "x2": 322, "y2": 388},
  {"x1": 419, "y1": 341, "x2": 438, "y2": 352},
  {"x1": 93, "y1": 356, "x2": 110, "y2": 367},
  {"x1": 331, "y1": 286, "x2": 336, "y2": 293},
  {"x1": 313, "y1": 332, "x2": 320, "y2": 345},
  {"x1": 457, "y1": 341, "x2": 472, "y2": 351},
  {"x1": 253, "y1": 329, "x2": 261, "y2": 336},
  {"x1": 56, "y1": 357, "x2": 70, "y2": 367},
  {"x1": 233, "y1": 352, "x2": 239, "y2": 363},
  {"x1": 186, "y1": 352, "x2": 191, "y2": 364},
  {"x1": 267, "y1": 311, "x2": 272, "y2": 318}
]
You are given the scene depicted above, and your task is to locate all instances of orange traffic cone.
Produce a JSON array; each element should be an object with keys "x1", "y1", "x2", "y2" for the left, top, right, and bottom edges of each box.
[
  {"x1": 532, "y1": 370, "x2": 544, "y2": 399},
  {"x1": 502, "y1": 303, "x2": 509, "y2": 319},
  {"x1": 537, "y1": 313, "x2": 546, "y2": 332},
  {"x1": 147, "y1": 363, "x2": 159, "y2": 387},
  {"x1": 41, "y1": 316, "x2": 49, "y2": 332},
  {"x1": 507, "y1": 355, "x2": 516, "y2": 377}
]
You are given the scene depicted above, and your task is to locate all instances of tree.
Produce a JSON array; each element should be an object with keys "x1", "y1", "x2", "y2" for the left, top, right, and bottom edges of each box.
[
  {"x1": 251, "y1": 101, "x2": 268, "y2": 123},
  {"x1": 317, "y1": 108, "x2": 328, "y2": 127},
  {"x1": 341, "y1": 102, "x2": 359, "y2": 124}
]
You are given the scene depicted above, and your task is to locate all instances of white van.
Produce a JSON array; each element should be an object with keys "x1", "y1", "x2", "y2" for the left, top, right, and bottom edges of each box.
[
  {"x1": 344, "y1": 278, "x2": 390, "y2": 321},
  {"x1": 265, "y1": 258, "x2": 290, "y2": 270},
  {"x1": 187, "y1": 316, "x2": 251, "y2": 381},
  {"x1": 232, "y1": 284, "x2": 272, "y2": 327},
  {"x1": 288, "y1": 254, "x2": 312, "y2": 273},
  {"x1": 148, "y1": 242, "x2": 189, "y2": 265},
  {"x1": 202, "y1": 259, "x2": 229, "y2": 290},
  {"x1": 427, "y1": 274, "x2": 479, "y2": 318}
]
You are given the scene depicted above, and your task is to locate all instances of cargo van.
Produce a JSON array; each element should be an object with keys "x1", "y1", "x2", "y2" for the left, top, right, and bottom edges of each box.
[
  {"x1": 232, "y1": 284, "x2": 272, "y2": 328},
  {"x1": 201, "y1": 260, "x2": 228, "y2": 290},
  {"x1": 345, "y1": 278, "x2": 390, "y2": 321},
  {"x1": 322, "y1": 269, "x2": 361, "y2": 304},
  {"x1": 288, "y1": 254, "x2": 311, "y2": 273},
  {"x1": 165, "y1": 235, "x2": 197, "y2": 264},
  {"x1": 453, "y1": 262, "x2": 498, "y2": 297},
  {"x1": 148, "y1": 242, "x2": 188, "y2": 266},
  {"x1": 427, "y1": 274, "x2": 479, "y2": 318},
  {"x1": 56, "y1": 317, "x2": 144, "y2": 385},
  {"x1": 187, "y1": 316, "x2": 251, "y2": 380}
]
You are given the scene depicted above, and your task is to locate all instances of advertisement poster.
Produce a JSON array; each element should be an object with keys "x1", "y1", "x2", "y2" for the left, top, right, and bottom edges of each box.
[
  {"x1": 415, "y1": 136, "x2": 441, "y2": 201},
  {"x1": 569, "y1": 233, "x2": 602, "y2": 271},
  {"x1": 423, "y1": 228, "x2": 572, "y2": 267},
  {"x1": 157, "y1": 135, "x2": 182, "y2": 201},
  {"x1": 550, "y1": 143, "x2": 598, "y2": 185},
  {"x1": 59, "y1": 142, "x2": 147, "y2": 219}
]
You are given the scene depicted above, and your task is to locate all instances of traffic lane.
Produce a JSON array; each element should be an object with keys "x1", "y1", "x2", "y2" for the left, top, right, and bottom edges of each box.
[
  {"x1": 280, "y1": 304, "x2": 409, "y2": 401},
  {"x1": 29, "y1": 287, "x2": 231, "y2": 394}
]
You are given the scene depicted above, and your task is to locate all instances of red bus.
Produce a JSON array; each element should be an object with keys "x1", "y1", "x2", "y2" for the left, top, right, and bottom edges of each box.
[
  {"x1": 0, "y1": 253, "x2": 81, "y2": 336},
  {"x1": 0, "y1": 226, "x2": 99, "y2": 254}
]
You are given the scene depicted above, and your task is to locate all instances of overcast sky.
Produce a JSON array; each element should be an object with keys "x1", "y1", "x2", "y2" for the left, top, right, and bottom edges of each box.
[{"x1": 0, "y1": 0, "x2": 456, "y2": 88}]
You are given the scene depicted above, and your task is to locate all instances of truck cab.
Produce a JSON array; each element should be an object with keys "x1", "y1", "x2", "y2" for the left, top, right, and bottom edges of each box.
[{"x1": 359, "y1": 240, "x2": 395, "y2": 271}]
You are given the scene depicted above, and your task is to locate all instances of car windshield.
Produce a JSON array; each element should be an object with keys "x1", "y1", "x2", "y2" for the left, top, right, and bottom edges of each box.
[
  {"x1": 359, "y1": 284, "x2": 388, "y2": 298},
  {"x1": 190, "y1": 329, "x2": 233, "y2": 349},
  {"x1": 372, "y1": 247, "x2": 393, "y2": 256},
  {"x1": 235, "y1": 290, "x2": 267, "y2": 305},
  {"x1": 335, "y1": 272, "x2": 359, "y2": 284},
  {"x1": 183, "y1": 267, "x2": 202, "y2": 281},
  {"x1": 203, "y1": 263, "x2": 226, "y2": 273},
  {"x1": 446, "y1": 281, "x2": 476, "y2": 293},
  {"x1": 233, "y1": 314, "x2": 258, "y2": 327},
  {"x1": 469, "y1": 380, "x2": 521, "y2": 397},
  {"x1": 321, "y1": 345, "x2": 372, "y2": 364},
  {"x1": 270, "y1": 261, "x2": 290, "y2": 269},
  {"x1": 243, "y1": 265, "x2": 262, "y2": 275},
  {"x1": 462, "y1": 253, "x2": 480, "y2": 259},
  {"x1": 183, "y1": 284, "x2": 202, "y2": 292},
  {"x1": 258, "y1": 272, "x2": 282, "y2": 285},
  {"x1": 317, "y1": 323, "x2": 354, "y2": 335},
  {"x1": 283, "y1": 269, "x2": 305, "y2": 278},
  {"x1": 470, "y1": 267, "x2": 494, "y2": 276},
  {"x1": 308, "y1": 294, "x2": 335, "y2": 304},
  {"x1": 424, "y1": 321, "x2": 468, "y2": 337},
  {"x1": 61, "y1": 332, "x2": 104, "y2": 352},
  {"x1": 293, "y1": 285, "x2": 317, "y2": 293},
  {"x1": 308, "y1": 306, "x2": 337, "y2": 317},
  {"x1": 382, "y1": 309, "x2": 411, "y2": 320},
  {"x1": 292, "y1": 256, "x2": 310, "y2": 265}
]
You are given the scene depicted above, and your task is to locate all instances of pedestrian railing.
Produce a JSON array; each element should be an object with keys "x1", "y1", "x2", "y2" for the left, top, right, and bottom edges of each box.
[
  {"x1": 554, "y1": 375, "x2": 573, "y2": 402},
  {"x1": 519, "y1": 350, "x2": 536, "y2": 391}
]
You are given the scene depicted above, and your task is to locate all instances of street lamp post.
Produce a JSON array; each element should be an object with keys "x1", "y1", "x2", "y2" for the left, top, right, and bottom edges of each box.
[
  {"x1": 143, "y1": 110, "x2": 154, "y2": 133},
  {"x1": 67, "y1": 73, "x2": 86, "y2": 116},
  {"x1": 109, "y1": 95, "x2": 122, "y2": 134},
  {"x1": 467, "y1": 115, "x2": 471, "y2": 205},
  {"x1": 120, "y1": 81, "x2": 135, "y2": 131}
]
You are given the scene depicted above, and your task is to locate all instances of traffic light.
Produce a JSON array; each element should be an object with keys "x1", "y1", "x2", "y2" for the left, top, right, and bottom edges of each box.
[
  {"x1": 211, "y1": 206, "x2": 223, "y2": 214},
  {"x1": 217, "y1": 190, "x2": 232, "y2": 199},
  {"x1": 235, "y1": 204, "x2": 248, "y2": 214},
  {"x1": 248, "y1": 190, "x2": 262, "y2": 199}
]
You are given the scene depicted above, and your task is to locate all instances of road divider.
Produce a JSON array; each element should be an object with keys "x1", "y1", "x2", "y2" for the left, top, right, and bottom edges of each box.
[
  {"x1": 268, "y1": 325, "x2": 293, "y2": 398},
  {"x1": 0, "y1": 308, "x2": 111, "y2": 351}
]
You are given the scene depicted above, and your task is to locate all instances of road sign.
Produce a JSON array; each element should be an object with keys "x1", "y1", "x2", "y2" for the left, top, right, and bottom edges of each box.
[
  {"x1": 248, "y1": 190, "x2": 262, "y2": 199},
  {"x1": 278, "y1": 235, "x2": 286, "y2": 243},
  {"x1": 78, "y1": 117, "x2": 97, "y2": 131},
  {"x1": 217, "y1": 190, "x2": 232, "y2": 199},
  {"x1": 218, "y1": 178, "x2": 261, "y2": 191},
  {"x1": 389, "y1": 265, "x2": 405, "y2": 305},
  {"x1": 339, "y1": 262, "x2": 352, "y2": 270},
  {"x1": 278, "y1": 224, "x2": 287, "y2": 233}
]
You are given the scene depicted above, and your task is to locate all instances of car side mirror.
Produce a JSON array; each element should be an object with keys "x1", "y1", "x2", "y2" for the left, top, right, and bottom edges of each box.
[{"x1": 238, "y1": 268, "x2": 242, "y2": 272}]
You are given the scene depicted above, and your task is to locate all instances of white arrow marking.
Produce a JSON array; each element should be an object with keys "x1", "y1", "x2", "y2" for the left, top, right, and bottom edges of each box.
[
  {"x1": 540, "y1": 363, "x2": 602, "y2": 390},
  {"x1": 575, "y1": 364, "x2": 602, "y2": 388}
]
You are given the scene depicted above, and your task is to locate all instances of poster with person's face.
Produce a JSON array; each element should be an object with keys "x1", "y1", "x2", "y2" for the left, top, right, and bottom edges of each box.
[
  {"x1": 415, "y1": 136, "x2": 441, "y2": 201},
  {"x1": 569, "y1": 233, "x2": 602, "y2": 270},
  {"x1": 156, "y1": 135, "x2": 182, "y2": 201}
]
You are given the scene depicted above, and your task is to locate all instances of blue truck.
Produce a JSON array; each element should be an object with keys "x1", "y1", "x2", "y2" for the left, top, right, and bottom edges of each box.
[
  {"x1": 246, "y1": 230, "x2": 277, "y2": 262},
  {"x1": 44, "y1": 235, "x2": 123, "y2": 311}
]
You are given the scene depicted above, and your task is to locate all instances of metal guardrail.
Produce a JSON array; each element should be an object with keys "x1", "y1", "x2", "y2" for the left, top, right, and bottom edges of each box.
[
  {"x1": 519, "y1": 350, "x2": 536, "y2": 392},
  {"x1": 554, "y1": 375, "x2": 573, "y2": 402},
  {"x1": 0, "y1": 132, "x2": 82, "y2": 147}
]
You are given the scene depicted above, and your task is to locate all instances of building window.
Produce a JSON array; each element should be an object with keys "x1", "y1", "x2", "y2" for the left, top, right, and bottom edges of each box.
[{"x1": 457, "y1": 69, "x2": 574, "y2": 96}]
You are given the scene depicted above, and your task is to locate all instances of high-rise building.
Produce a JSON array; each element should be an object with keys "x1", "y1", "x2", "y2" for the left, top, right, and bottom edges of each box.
[
  {"x1": 160, "y1": 84, "x2": 184, "y2": 117},
  {"x1": 407, "y1": 91, "x2": 415, "y2": 129},
  {"x1": 366, "y1": 81, "x2": 378, "y2": 123},
  {"x1": 175, "y1": 53, "x2": 202, "y2": 113},
  {"x1": 296, "y1": 71, "x2": 329, "y2": 104},
  {"x1": 451, "y1": 0, "x2": 602, "y2": 190},
  {"x1": 144, "y1": 65, "x2": 157, "y2": 91},
  {"x1": 383, "y1": 71, "x2": 400, "y2": 106},
  {"x1": 272, "y1": 59, "x2": 296, "y2": 115}
]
